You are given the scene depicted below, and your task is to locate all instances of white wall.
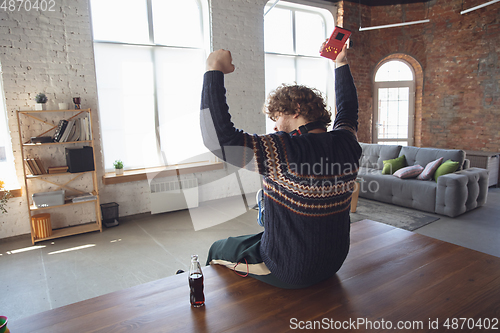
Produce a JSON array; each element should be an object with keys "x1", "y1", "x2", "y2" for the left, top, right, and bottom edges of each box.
[{"x1": 0, "y1": 0, "x2": 269, "y2": 239}]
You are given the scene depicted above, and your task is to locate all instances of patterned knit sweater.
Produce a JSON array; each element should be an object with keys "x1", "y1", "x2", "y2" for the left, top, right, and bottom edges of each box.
[{"x1": 201, "y1": 65, "x2": 361, "y2": 286}]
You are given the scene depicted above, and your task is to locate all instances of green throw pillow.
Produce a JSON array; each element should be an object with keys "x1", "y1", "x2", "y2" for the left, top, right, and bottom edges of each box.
[
  {"x1": 434, "y1": 159, "x2": 460, "y2": 181},
  {"x1": 382, "y1": 155, "x2": 406, "y2": 175}
]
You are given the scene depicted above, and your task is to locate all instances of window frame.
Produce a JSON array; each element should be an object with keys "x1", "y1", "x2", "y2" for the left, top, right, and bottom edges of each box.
[
  {"x1": 89, "y1": 0, "x2": 210, "y2": 172},
  {"x1": 373, "y1": 59, "x2": 416, "y2": 146},
  {"x1": 264, "y1": 1, "x2": 336, "y2": 133}
]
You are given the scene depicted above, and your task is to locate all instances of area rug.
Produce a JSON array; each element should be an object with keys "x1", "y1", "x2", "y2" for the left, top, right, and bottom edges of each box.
[{"x1": 351, "y1": 198, "x2": 440, "y2": 231}]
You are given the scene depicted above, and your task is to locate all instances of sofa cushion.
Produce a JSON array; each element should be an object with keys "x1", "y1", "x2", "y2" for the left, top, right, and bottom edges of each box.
[
  {"x1": 358, "y1": 167, "x2": 397, "y2": 203},
  {"x1": 399, "y1": 146, "x2": 465, "y2": 171},
  {"x1": 417, "y1": 157, "x2": 443, "y2": 180},
  {"x1": 394, "y1": 165, "x2": 424, "y2": 179},
  {"x1": 434, "y1": 159, "x2": 460, "y2": 181},
  {"x1": 391, "y1": 178, "x2": 437, "y2": 213},
  {"x1": 359, "y1": 143, "x2": 401, "y2": 170},
  {"x1": 382, "y1": 155, "x2": 406, "y2": 175}
]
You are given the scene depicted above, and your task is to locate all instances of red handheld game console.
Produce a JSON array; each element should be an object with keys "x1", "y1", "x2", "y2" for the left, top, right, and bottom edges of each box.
[{"x1": 320, "y1": 26, "x2": 352, "y2": 61}]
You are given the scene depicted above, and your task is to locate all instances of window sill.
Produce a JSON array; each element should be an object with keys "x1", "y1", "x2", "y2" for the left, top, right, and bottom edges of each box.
[
  {"x1": 1, "y1": 188, "x2": 22, "y2": 198},
  {"x1": 102, "y1": 161, "x2": 224, "y2": 185}
]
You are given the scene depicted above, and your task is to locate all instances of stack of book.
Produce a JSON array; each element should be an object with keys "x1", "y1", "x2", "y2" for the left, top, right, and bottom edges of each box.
[
  {"x1": 24, "y1": 158, "x2": 46, "y2": 175},
  {"x1": 48, "y1": 166, "x2": 69, "y2": 174},
  {"x1": 71, "y1": 193, "x2": 97, "y2": 203},
  {"x1": 53, "y1": 117, "x2": 92, "y2": 143}
]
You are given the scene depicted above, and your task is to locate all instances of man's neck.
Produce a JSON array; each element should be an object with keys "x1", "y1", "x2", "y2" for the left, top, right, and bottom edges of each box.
[
  {"x1": 290, "y1": 121, "x2": 327, "y2": 136},
  {"x1": 307, "y1": 128, "x2": 326, "y2": 134}
]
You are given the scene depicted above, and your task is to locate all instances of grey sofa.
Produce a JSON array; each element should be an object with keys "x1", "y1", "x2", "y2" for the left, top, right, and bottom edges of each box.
[{"x1": 358, "y1": 143, "x2": 489, "y2": 217}]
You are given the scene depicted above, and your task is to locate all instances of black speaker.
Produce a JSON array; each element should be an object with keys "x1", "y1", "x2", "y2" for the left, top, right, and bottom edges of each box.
[{"x1": 66, "y1": 146, "x2": 95, "y2": 173}]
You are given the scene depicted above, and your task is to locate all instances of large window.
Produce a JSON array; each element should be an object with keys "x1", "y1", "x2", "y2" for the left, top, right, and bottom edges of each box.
[
  {"x1": 90, "y1": 0, "x2": 209, "y2": 171},
  {"x1": 264, "y1": 1, "x2": 335, "y2": 133},
  {"x1": 0, "y1": 63, "x2": 18, "y2": 189},
  {"x1": 373, "y1": 60, "x2": 415, "y2": 146}
]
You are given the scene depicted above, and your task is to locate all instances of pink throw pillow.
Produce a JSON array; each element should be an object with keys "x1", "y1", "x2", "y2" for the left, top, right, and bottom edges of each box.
[
  {"x1": 417, "y1": 157, "x2": 444, "y2": 180},
  {"x1": 393, "y1": 165, "x2": 424, "y2": 179}
]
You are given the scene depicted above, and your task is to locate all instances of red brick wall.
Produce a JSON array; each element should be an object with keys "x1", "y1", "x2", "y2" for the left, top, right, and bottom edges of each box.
[
  {"x1": 337, "y1": 1, "x2": 373, "y2": 144},
  {"x1": 338, "y1": 0, "x2": 500, "y2": 151}
]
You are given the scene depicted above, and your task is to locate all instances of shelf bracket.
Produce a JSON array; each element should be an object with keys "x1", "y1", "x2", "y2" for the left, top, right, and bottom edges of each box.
[
  {"x1": 20, "y1": 111, "x2": 86, "y2": 144},
  {"x1": 33, "y1": 173, "x2": 87, "y2": 195}
]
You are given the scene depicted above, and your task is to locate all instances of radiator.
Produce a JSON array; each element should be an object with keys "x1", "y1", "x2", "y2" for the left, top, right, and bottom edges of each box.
[{"x1": 150, "y1": 178, "x2": 199, "y2": 214}]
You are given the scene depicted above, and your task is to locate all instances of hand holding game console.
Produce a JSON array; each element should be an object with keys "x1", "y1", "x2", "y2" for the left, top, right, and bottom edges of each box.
[
  {"x1": 335, "y1": 44, "x2": 348, "y2": 67},
  {"x1": 206, "y1": 49, "x2": 235, "y2": 74},
  {"x1": 320, "y1": 26, "x2": 351, "y2": 67},
  {"x1": 320, "y1": 41, "x2": 348, "y2": 67}
]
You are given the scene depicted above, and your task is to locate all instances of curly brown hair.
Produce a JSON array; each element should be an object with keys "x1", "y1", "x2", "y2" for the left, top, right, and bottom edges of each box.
[{"x1": 263, "y1": 84, "x2": 332, "y2": 126}]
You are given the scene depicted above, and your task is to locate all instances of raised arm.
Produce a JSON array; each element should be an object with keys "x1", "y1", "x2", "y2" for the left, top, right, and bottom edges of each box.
[
  {"x1": 200, "y1": 50, "x2": 263, "y2": 173},
  {"x1": 331, "y1": 45, "x2": 359, "y2": 135}
]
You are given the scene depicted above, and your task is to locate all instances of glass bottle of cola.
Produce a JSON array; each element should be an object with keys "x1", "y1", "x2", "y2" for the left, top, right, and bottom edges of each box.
[{"x1": 189, "y1": 254, "x2": 205, "y2": 307}]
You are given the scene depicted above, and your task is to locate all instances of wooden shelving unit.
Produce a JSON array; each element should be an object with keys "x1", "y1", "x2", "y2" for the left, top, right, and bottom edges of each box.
[{"x1": 17, "y1": 108, "x2": 102, "y2": 244}]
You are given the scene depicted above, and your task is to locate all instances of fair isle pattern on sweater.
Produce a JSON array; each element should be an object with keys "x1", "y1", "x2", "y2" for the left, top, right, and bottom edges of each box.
[{"x1": 256, "y1": 134, "x2": 357, "y2": 217}]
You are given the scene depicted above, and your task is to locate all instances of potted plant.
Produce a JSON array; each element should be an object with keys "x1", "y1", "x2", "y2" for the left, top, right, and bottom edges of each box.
[
  {"x1": 0, "y1": 180, "x2": 12, "y2": 214},
  {"x1": 113, "y1": 160, "x2": 124, "y2": 175},
  {"x1": 35, "y1": 93, "x2": 48, "y2": 110}
]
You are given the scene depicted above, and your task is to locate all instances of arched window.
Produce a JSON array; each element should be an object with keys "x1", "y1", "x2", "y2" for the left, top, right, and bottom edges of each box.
[
  {"x1": 90, "y1": 0, "x2": 209, "y2": 170},
  {"x1": 264, "y1": 1, "x2": 335, "y2": 133},
  {"x1": 373, "y1": 60, "x2": 415, "y2": 146},
  {"x1": 375, "y1": 61, "x2": 413, "y2": 82}
]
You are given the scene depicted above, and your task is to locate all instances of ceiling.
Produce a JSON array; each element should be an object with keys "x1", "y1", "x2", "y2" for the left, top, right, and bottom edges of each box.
[{"x1": 324, "y1": 0, "x2": 433, "y2": 6}]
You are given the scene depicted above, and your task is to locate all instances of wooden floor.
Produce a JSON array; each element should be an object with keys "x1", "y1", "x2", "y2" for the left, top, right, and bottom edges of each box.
[{"x1": 10, "y1": 220, "x2": 500, "y2": 333}]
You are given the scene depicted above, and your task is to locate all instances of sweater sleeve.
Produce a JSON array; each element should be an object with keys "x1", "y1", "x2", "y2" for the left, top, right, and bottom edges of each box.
[
  {"x1": 200, "y1": 70, "x2": 266, "y2": 174},
  {"x1": 333, "y1": 65, "x2": 358, "y2": 135}
]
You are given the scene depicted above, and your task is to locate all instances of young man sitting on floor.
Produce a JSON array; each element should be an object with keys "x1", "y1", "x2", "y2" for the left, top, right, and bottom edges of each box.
[{"x1": 200, "y1": 43, "x2": 361, "y2": 289}]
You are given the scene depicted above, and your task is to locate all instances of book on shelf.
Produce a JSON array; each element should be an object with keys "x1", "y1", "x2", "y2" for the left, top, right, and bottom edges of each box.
[
  {"x1": 87, "y1": 116, "x2": 92, "y2": 140},
  {"x1": 30, "y1": 136, "x2": 53, "y2": 144},
  {"x1": 59, "y1": 119, "x2": 75, "y2": 142},
  {"x1": 30, "y1": 158, "x2": 41, "y2": 174},
  {"x1": 34, "y1": 158, "x2": 47, "y2": 174},
  {"x1": 67, "y1": 118, "x2": 81, "y2": 142},
  {"x1": 25, "y1": 158, "x2": 46, "y2": 175},
  {"x1": 53, "y1": 120, "x2": 68, "y2": 142},
  {"x1": 48, "y1": 166, "x2": 69, "y2": 174},
  {"x1": 52, "y1": 117, "x2": 91, "y2": 143},
  {"x1": 24, "y1": 159, "x2": 36, "y2": 175},
  {"x1": 70, "y1": 193, "x2": 97, "y2": 203},
  {"x1": 80, "y1": 116, "x2": 91, "y2": 141},
  {"x1": 79, "y1": 117, "x2": 84, "y2": 141}
]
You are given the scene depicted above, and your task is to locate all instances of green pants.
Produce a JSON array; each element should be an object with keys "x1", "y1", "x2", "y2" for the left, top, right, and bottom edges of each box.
[{"x1": 206, "y1": 233, "x2": 313, "y2": 289}]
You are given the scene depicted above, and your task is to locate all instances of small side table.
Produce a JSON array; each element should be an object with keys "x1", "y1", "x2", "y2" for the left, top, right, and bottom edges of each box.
[
  {"x1": 351, "y1": 178, "x2": 364, "y2": 213},
  {"x1": 464, "y1": 150, "x2": 499, "y2": 187}
]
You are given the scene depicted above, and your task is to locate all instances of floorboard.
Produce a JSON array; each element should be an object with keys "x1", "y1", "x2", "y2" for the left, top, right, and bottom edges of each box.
[{"x1": 9, "y1": 220, "x2": 500, "y2": 333}]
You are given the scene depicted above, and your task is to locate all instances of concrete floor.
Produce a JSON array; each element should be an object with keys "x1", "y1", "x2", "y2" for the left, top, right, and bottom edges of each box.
[
  {"x1": 1, "y1": 188, "x2": 498, "y2": 322},
  {"x1": 414, "y1": 187, "x2": 500, "y2": 258}
]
